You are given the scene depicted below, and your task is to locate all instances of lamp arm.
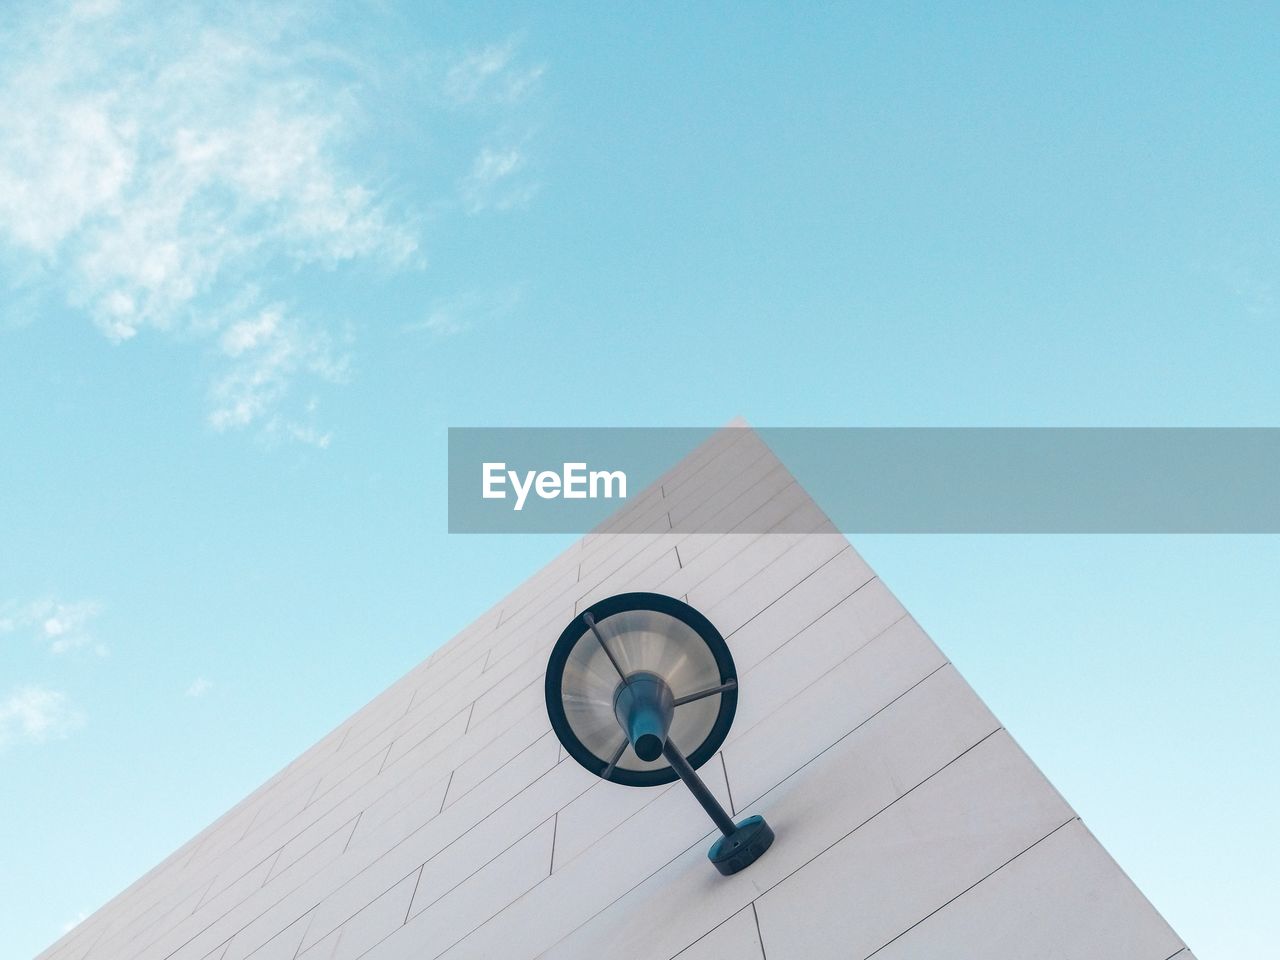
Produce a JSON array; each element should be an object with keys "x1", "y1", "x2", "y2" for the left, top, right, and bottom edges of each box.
[{"x1": 661, "y1": 740, "x2": 738, "y2": 837}]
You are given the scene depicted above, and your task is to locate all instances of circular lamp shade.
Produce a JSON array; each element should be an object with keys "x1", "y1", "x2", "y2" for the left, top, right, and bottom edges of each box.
[{"x1": 545, "y1": 592, "x2": 738, "y2": 786}]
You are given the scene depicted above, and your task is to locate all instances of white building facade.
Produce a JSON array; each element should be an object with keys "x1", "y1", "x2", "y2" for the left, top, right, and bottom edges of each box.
[{"x1": 39, "y1": 427, "x2": 1191, "y2": 960}]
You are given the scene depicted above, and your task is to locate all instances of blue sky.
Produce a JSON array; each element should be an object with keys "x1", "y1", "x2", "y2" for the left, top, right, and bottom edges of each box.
[{"x1": 1, "y1": 1, "x2": 1277, "y2": 957}]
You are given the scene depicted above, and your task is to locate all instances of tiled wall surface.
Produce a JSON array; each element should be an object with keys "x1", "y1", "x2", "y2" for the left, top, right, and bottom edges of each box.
[{"x1": 36, "y1": 427, "x2": 1190, "y2": 960}]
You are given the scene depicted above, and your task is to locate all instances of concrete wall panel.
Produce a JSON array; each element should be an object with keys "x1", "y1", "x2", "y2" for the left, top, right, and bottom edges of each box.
[{"x1": 35, "y1": 427, "x2": 1188, "y2": 960}]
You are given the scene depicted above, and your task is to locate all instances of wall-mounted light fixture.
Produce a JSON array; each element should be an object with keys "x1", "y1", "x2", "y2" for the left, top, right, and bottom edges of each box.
[{"x1": 544, "y1": 592, "x2": 774, "y2": 875}]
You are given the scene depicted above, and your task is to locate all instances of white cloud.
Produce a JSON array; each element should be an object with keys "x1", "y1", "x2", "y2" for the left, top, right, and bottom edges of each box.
[
  {"x1": 420, "y1": 311, "x2": 470, "y2": 338},
  {"x1": 0, "y1": 1, "x2": 417, "y2": 441},
  {"x1": 0, "y1": 3, "x2": 544, "y2": 442},
  {"x1": 444, "y1": 41, "x2": 544, "y2": 107},
  {"x1": 0, "y1": 686, "x2": 85, "y2": 747},
  {"x1": 0, "y1": 598, "x2": 104, "y2": 655},
  {"x1": 444, "y1": 40, "x2": 542, "y2": 215},
  {"x1": 459, "y1": 146, "x2": 538, "y2": 214},
  {"x1": 412, "y1": 287, "x2": 522, "y2": 337},
  {"x1": 185, "y1": 677, "x2": 213, "y2": 698},
  {"x1": 208, "y1": 305, "x2": 346, "y2": 436}
]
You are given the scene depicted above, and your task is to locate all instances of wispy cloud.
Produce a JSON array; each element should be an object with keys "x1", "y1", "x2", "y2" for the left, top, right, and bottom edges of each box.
[
  {"x1": 0, "y1": 2, "x2": 543, "y2": 443},
  {"x1": 443, "y1": 40, "x2": 544, "y2": 215},
  {"x1": 1, "y1": 598, "x2": 98, "y2": 748},
  {"x1": 0, "y1": 686, "x2": 85, "y2": 748},
  {"x1": 411, "y1": 287, "x2": 522, "y2": 338},
  {"x1": 185, "y1": 677, "x2": 213, "y2": 698},
  {"x1": 0, "y1": 598, "x2": 105, "y2": 656},
  {"x1": 443, "y1": 40, "x2": 544, "y2": 107},
  {"x1": 459, "y1": 145, "x2": 538, "y2": 214},
  {"x1": 208, "y1": 305, "x2": 345, "y2": 444},
  {"x1": 0, "y1": 3, "x2": 543, "y2": 442}
]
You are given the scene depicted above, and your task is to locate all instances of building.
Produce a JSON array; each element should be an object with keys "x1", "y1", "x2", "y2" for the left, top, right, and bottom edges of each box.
[{"x1": 38, "y1": 426, "x2": 1192, "y2": 960}]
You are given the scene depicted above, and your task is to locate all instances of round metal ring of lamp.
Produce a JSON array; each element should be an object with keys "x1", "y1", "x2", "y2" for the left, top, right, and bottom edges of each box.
[{"x1": 544, "y1": 592, "x2": 774, "y2": 876}]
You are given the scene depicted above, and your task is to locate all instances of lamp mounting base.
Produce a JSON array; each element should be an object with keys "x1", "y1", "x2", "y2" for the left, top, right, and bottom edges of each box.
[{"x1": 707, "y1": 815, "x2": 774, "y2": 876}]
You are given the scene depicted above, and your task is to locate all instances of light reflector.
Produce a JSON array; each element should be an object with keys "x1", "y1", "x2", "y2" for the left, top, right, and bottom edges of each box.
[{"x1": 546, "y1": 593, "x2": 737, "y2": 786}]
